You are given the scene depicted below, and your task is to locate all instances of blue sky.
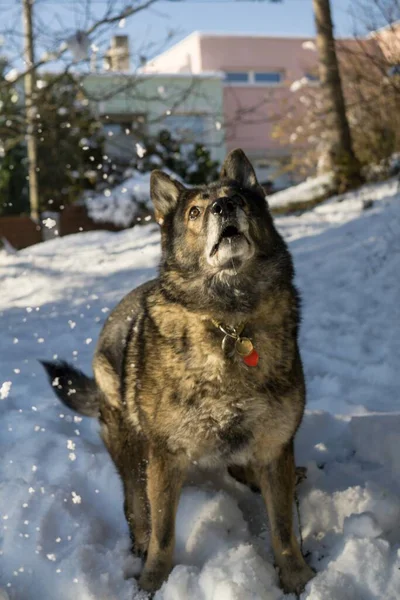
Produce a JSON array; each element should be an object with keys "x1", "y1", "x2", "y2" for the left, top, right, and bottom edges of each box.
[{"x1": 1, "y1": 0, "x2": 374, "y2": 71}]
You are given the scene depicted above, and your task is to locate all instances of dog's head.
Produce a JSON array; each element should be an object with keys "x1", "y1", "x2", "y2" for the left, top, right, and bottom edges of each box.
[{"x1": 151, "y1": 149, "x2": 292, "y2": 312}]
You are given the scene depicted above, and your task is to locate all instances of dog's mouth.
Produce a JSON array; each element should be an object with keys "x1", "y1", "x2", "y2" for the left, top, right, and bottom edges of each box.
[{"x1": 210, "y1": 225, "x2": 245, "y2": 257}]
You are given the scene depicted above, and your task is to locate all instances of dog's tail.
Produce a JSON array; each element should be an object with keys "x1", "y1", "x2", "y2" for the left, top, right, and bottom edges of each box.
[{"x1": 40, "y1": 360, "x2": 102, "y2": 417}]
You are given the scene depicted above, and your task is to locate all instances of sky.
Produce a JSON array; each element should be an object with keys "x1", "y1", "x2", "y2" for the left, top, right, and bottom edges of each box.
[{"x1": 0, "y1": 0, "x2": 368, "y2": 72}]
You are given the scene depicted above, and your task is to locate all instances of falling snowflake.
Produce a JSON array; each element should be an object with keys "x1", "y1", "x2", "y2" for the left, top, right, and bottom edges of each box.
[
  {"x1": 0, "y1": 381, "x2": 12, "y2": 400},
  {"x1": 67, "y1": 440, "x2": 76, "y2": 451},
  {"x1": 302, "y1": 40, "x2": 316, "y2": 51},
  {"x1": 135, "y1": 143, "x2": 146, "y2": 158},
  {"x1": 71, "y1": 492, "x2": 81, "y2": 505},
  {"x1": 290, "y1": 77, "x2": 308, "y2": 92},
  {"x1": 5, "y1": 68, "x2": 18, "y2": 82},
  {"x1": 42, "y1": 217, "x2": 57, "y2": 229},
  {"x1": 69, "y1": 453, "x2": 76, "y2": 461}
]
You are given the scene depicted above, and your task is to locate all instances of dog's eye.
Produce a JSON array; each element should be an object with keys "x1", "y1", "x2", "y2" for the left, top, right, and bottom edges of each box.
[{"x1": 189, "y1": 206, "x2": 201, "y2": 220}]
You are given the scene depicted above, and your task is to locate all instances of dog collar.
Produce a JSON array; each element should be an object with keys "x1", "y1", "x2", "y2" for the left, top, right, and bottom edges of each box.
[{"x1": 211, "y1": 319, "x2": 259, "y2": 367}]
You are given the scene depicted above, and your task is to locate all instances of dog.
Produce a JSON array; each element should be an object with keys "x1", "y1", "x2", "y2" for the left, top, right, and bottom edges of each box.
[{"x1": 42, "y1": 149, "x2": 314, "y2": 595}]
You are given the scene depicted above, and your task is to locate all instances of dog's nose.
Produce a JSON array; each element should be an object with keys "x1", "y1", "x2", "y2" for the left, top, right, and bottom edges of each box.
[{"x1": 211, "y1": 198, "x2": 235, "y2": 218}]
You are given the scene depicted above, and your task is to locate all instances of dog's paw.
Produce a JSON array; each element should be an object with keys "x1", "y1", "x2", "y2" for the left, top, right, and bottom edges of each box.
[
  {"x1": 138, "y1": 561, "x2": 171, "y2": 594},
  {"x1": 279, "y1": 562, "x2": 315, "y2": 596}
]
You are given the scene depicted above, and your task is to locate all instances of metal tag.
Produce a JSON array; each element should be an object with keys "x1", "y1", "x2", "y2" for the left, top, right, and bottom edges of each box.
[{"x1": 235, "y1": 337, "x2": 254, "y2": 357}]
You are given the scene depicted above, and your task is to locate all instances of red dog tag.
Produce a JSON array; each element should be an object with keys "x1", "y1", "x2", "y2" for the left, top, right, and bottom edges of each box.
[{"x1": 243, "y1": 349, "x2": 259, "y2": 367}]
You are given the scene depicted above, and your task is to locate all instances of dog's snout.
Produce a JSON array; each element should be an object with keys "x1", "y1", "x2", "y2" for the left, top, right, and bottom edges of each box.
[{"x1": 211, "y1": 198, "x2": 236, "y2": 218}]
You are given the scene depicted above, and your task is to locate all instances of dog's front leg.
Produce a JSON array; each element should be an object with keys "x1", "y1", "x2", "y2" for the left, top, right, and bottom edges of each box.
[
  {"x1": 257, "y1": 441, "x2": 314, "y2": 596},
  {"x1": 139, "y1": 447, "x2": 187, "y2": 594}
]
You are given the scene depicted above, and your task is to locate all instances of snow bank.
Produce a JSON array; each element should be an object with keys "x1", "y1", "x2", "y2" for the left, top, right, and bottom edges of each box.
[
  {"x1": 85, "y1": 171, "x2": 152, "y2": 228},
  {"x1": 0, "y1": 178, "x2": 400, "y2": 598},
  {"x1": 85, "y1": 168, "x2": 184, "y2": 228},
  {"x1": 268, "y1": 172, "x2": 336, "y2": 210}
]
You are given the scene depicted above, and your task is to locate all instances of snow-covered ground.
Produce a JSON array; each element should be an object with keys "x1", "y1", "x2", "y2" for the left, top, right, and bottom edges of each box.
[
  {"x1": 267, "y1": 173, "x2": 336, "y2": 210},
  {"x1": 1, "y1": 178, "x2": 400, "y2": 599}
]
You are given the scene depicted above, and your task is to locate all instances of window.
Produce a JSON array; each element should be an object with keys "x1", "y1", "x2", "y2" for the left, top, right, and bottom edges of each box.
[
  {"x1": 254, "y1": 72, "x2": 282, "y2": 84},
  {"x1": 224, "y1": 71, "x2": 283, "y2": 85},
  {"x1": 101, "y1": 114, "x2": 147, "y2": 162},
  {"x1": 101, "y1": 114, "x2": 146, "y2": 134},
  {"x1": 103, "y1": 123, "x2": 122, "y2": 136},
  {"x1": 224, "y1": 72, "x2": 249, "y2": 83},
  {"x1": 163, "y1": 114, "x2": 206, "y2": 143},
  {"x1": 305, "y1": 72, "x2": 320, "y2": 83}
]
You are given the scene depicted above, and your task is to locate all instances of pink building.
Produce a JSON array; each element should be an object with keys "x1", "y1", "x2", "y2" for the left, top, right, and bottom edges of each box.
[
  {"x1": 144, "y1": 29, "x2": 398, "y2": 185},
  {"x1": 370, "y1": 21, "x2": 400, "y2": 65},
  {"x1": 143, "y1": 32, "x2": 321, "y2": 185}
]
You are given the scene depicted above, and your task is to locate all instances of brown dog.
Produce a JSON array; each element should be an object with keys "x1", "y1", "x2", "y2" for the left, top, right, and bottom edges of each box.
[{"x1": 42, "y1": 149, "x2": 314, "y2": 595}]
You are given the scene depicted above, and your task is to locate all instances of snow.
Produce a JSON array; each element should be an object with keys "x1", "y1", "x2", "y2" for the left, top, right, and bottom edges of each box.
[
  {"x1": 290, "y1": 77, "x2": 310, "y2": 93},
  {"x1": 268, "y1": 172, "x2": 336, "y2": 209},
  {"x1": 1, "y1": 178, "x2": 400, "y2": 599},
  {"x1": 302, "y1": 41, "x2": 316, "y2": 52},
  {"x1": 85, "y1": 169, "x2": 183, "y2": 228},
  {"x1": 85, "y1": 171, "x2": 153, "y2": 228}
]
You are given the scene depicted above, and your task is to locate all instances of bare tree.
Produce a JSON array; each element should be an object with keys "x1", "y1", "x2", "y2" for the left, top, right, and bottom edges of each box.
[
  {"x1": 312, "y1": 0, "x2": 363, "y2": 189},
  {"x1": 22, "y1": 0, "x2": 40, "y2": 220},
  {"x1": 1, "y1": 0, "x2": 218, "y2": 220},
  {"x1": 273, "y1": 0, "x2": 400, "y2": 183},
  {"x1": 338, "y1": 1, "x2": 400, "y2": 174}
]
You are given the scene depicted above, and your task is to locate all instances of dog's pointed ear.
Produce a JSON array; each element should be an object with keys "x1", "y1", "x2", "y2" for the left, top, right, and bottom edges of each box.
[
  {"x1": 220, "y1": 148, "x2": 259, "y2": 189},
  {"x1": 150, "y1": 170, "x2": 186, "y2": 223}
]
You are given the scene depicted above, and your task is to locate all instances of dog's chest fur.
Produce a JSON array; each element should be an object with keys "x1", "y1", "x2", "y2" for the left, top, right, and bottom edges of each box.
[{"x1": 121, "y1": 291, "x2": 303, "y2": 467}]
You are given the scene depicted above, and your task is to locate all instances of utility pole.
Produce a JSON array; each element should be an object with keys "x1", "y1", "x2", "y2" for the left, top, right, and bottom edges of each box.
[
  {"x1": 22, "y1": 0, "x2": 40, "y2": 222},
  {"x1": 312, "y1": 0, "x2": 362, "y2": 188}
]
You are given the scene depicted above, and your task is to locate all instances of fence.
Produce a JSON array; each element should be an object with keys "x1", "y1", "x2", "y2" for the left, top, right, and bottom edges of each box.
[{"x1": 0, "y1": 206, "x2": 124, "y2": 250}]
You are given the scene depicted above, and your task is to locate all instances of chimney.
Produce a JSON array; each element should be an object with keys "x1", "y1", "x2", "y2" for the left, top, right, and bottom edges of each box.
[{"x1": 104, "y1": 35, "x2": 130, "y2": 72}]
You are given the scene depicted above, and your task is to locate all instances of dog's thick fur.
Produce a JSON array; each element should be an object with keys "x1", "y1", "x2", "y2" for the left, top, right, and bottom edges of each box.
[{"x1": 42, "y1": 149, "x2": 314, "y2": 595}]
